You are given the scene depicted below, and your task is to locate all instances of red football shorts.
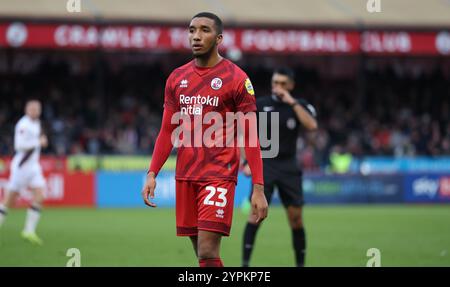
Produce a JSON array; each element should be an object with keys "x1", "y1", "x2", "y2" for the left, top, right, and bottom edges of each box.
[{"x1": 175, "y1": 180, "x2": 236, "y2": 237}]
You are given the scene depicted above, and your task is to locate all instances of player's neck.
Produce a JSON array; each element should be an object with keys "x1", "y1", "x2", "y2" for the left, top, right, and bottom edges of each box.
[
  {"x1": 194, "y1": 52, "x2": 223, "y2": 68},
  {"x1": 25, "y1": 115, "x2": 38, "y2": 122}
]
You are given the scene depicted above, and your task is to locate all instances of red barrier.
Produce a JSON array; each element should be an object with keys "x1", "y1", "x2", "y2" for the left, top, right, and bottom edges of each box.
[{"x1": 0, "y1": 157, "x2": 95, "y2": 207}]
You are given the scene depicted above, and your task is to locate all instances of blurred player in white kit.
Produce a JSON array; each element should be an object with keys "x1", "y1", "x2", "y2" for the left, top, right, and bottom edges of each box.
[{"x1": 0, "y1": 100, "x2": 48, "y2": 245}]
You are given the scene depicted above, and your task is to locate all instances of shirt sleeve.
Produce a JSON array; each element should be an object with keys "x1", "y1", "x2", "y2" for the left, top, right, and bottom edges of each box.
[
  {"x1": 148, "y1": 109, "x2": 177, "y2": 176},
  {"x1": 298, "y1": 98, "x2": 317, "y2": 118},
  {"x1": 234, "y1": 75, "x2": 257, "y2": 113},
  {"x1": 163, "y1": 73, "x2": 178, "y2": 111},
  {"x1": 243, "y1": 116, "x2": 264, "y2": 185}
]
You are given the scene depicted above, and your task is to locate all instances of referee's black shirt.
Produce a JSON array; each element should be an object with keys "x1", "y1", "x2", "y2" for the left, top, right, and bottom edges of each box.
[{"x1": 256, "y1": 95, "x2": 317, "y2": 164}]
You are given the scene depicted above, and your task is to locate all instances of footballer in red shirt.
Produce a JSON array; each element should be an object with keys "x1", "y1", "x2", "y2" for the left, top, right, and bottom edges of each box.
[{"x1": 141, "y1": 12, "x2": 268, "y2": 267}]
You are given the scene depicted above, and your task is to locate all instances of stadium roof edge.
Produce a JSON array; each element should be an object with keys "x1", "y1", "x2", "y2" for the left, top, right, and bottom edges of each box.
[
  {"x1": 0, "y1": 16, "x2": 448, "y2": 32},
  {"x1": 0, "y1": 0, "x2": 448, "y2": 29}
]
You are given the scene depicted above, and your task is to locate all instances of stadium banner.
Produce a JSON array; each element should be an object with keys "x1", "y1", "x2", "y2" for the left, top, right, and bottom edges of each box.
[
  {"x1": 303, "y1": 174, "x2": 404, "y2": 204},
  {"x1": 67, "y1": 155, "x2": 176, "y2": 171},
  {"x1": 96, "y1": 171, "x2": 174, "y2": 207},
  {"x1": 354, "y1": 156, "x2": 450, "y2": 174},
  {"x1": 96, "y1": 171, "x2": 253, "y2": 208},
  {"x1": 403, "y1": 173, "x2": 450, "y2": 203},
  {"x1": 0, "y1": 22, "x2": 449, "y2": 55},
  {"x1": 96, "y1": 171, "x2": 409, "y2": 208},
  {"x1": 0, "y1": 157, "x2": 95, "y2": 207}
]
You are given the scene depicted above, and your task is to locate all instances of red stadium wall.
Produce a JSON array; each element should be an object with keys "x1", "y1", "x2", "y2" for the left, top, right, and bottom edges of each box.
[{"x1": 0, "y1": 157, "x2": 95, "y2": 207}]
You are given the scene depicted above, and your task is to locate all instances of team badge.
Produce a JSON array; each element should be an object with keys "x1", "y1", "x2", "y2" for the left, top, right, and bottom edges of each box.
[
  {"x1": 211, "y1": 77, "x2": 222, "y2": 90},
  {"x1": 244, "y1": 78, "x2": 255, "y2": 96}
]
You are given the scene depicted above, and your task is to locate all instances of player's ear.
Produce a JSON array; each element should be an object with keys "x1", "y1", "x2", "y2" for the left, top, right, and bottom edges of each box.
[
  {"x1": 288, "y1": 79, "x2": 295, "y2": 91},
  {"x1": 285, "y1": 78, "x2": 295, "y2": 91},
  {"x1": 216, "y1": 33, "x2": 223, "y2": 45}
]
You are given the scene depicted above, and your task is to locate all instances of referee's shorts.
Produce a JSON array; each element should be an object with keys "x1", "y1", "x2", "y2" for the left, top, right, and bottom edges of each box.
[{"x1": 249, "y1": 157, "x2": 304, "y2": 207}]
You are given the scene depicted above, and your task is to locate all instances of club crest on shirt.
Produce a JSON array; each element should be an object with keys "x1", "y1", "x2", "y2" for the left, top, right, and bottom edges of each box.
[
  {"x1": 211, "y1": 77, "x2": 222, "y2": 90},
  {"x1": 245, "y1": 78, "x2": 255, "y2": 96}
]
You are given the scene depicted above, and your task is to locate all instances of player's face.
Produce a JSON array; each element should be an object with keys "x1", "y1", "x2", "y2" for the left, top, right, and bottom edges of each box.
[
  {"x1": 271, "y1": 73, "x2": 294, "y2": 92},
  {"x1": 25, "y1": 101, "x2": 42, "y2": 120},
  {"x1": 188, "y1": 17, "x2": 223, "y2": 57}
]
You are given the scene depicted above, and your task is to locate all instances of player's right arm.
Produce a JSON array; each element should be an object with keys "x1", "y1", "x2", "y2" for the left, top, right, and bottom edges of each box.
[
  {"x1": 142, "y1": 108, "x2": 177, "y2": 207},
  {"x1": 142, "y1": 74, "x2": 179, "y2": 208}
]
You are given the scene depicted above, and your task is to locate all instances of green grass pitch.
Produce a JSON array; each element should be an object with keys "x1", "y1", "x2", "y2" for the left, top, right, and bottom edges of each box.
[{"x1": 0, "y1": 205, "x2": 449, "y2": 267}]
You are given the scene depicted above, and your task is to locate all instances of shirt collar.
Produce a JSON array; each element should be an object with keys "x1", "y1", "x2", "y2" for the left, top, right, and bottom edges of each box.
[{"x1": 271, "y1": 94, "x2": 281, "y2": 102}]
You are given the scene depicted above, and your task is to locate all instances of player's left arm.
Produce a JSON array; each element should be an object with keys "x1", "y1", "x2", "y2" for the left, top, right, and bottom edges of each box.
[
  {"x1": 273, "y1": 87, "x2": 318, "y2": 131},
  {"x1": 241, "y1": 115, "x2": 268, "y2": 223},
  {"x1": 235, "y1": 76, "x2": 268, "y2": 223},
  {"x1": 39, "y1": 124, "x2": 48, "y2": 148}
]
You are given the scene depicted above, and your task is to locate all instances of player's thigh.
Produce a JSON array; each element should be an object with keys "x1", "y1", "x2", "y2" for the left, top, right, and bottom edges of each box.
[
  {"x1": 29, "y1": 168, "x2": 46, "y2": 201},
  {"x1": 175, "y1": 180, "x2": 198, "y2": 236},
  {"x1": 2, "y1": 189, "x2": 20, "y2": 207},
  {"x1": 6, "y1": 166, "x2": 30, "y2": 193},
  {"x1": 197, "y1": 229, "x2": 222, "y2": 258},
  {"x1": 197, "y1": 181, "x2": 235, "y2": 236}
]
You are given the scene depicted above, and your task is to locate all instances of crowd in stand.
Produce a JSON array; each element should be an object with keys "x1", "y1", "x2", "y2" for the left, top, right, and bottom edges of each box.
[{"x1": 0, "y1": 51, "x2": 448, "y2": 170}]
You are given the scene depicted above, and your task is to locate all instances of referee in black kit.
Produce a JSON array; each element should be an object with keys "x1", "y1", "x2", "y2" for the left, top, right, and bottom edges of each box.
[{"x1": 242, "y1": 67, "x2": 318, "y2": 267}]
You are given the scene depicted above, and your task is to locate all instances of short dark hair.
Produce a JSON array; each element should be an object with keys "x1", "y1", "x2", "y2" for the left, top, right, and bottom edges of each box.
[
  {"x1": 273, "y1": 67, "x2": 295, "y2": 81},
  {"x1": 192, "y1": 12, "x2": 223, "y2": 35},
  {"x1": 26, "y1": 98, "x2": 41, "y2": 105}
]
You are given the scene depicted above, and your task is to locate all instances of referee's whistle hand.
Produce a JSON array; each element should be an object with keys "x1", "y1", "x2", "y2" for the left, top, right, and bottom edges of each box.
[
  {"x1": 251, "y1": 184, "x2": 268, "y2": 223},
  {"x1": 142, "y1": 173, "x2": 157, "y2": 208}
]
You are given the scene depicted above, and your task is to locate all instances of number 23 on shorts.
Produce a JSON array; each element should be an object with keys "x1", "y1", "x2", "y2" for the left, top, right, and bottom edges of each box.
[{"x1": 203, "y1": 186, "x2": 228, "y2": 207}]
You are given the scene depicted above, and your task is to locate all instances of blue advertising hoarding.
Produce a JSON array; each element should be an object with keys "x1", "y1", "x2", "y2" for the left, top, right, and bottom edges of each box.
[
  {"x1": 96, "y1": 171, "x2": 419, "y2": 207},
  {"x1": 403, "y1": 173, "x2": 450, "y2": 203},
  {"x1": 96, "y1": 170, "x2": 450, "y2": 207},
  {"x1": 97, "y1": 171, "x2": 254, "y2": 208},
  {"x1": 96, "y1": 171, "x2": 176, "y2": 207},
  {"x1": 302, "y1": 174, "x2": 404, "y2": 204},
  {"x1": 354, "y1": 157, "x2": 450, "y2": 174}
]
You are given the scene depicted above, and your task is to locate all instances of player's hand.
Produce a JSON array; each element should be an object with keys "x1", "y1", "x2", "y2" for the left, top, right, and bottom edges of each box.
[
  {"x1": 272, "y1": 86, "x2": 296, "y2": 106},
  {"x1": 251, "y1": 184, "x2": 268, "y2": 223},
  {"x1": 142, "y1": 172, "x2": 157, "y2": 208},
  {"x1": 39, "y1": 135, "x2": 48, "y2": 148},
  {"x1": 242, "y1": 164, "x2": 252, "y2": 177}
]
